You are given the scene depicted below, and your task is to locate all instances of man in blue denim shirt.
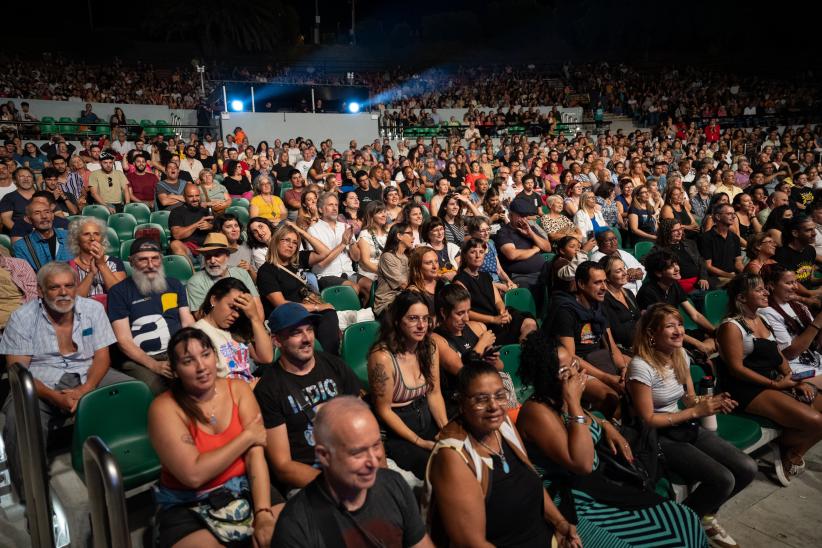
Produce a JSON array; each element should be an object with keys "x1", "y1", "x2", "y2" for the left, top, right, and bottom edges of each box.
[
  {"x1": 0, "y1": 262, "x2": 130, "y2": 497},
  {"x1": 11, "y1": 194, "x2": 72, "y2": 271}
]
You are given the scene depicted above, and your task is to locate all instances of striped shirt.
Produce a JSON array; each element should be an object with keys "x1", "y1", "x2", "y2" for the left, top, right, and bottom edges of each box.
[
  {"x1": 0, "y1": 255, "x2": 38, "y2": 301},
  {"x1": 61, "y1": 171, "x2": 86, "y2": 201},
  {"x1": 628, "y1": 354, "x2": 689, "y2": 413},
  {"x1": 0, "y1": 297, "x2": 116, "y2": 387}
]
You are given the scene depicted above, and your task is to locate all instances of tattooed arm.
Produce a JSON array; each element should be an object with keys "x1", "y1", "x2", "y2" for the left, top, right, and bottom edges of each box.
[
  {"x1": 147, "y1": 379, "x2": 264, "y2": 489},
  {"x1": 368, "y1": 348, "x2": 437, "y2": 451}
]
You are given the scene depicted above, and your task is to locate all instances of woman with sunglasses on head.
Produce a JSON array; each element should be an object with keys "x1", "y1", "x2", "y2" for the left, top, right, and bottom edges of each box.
[
  {"x1": 518, "y1": 329, "x2": 707, "y2": 548},
  {"x1": 717, "y1": 273, "x2": 822, "y2": 486},
  {"x1": 629, "y1": 303, "x2": 754, "y2": 547},
  {"x1": 425, "y1": 355, "x2": 581, "y2": 548},
  {"x1": 368, "y1": 290, "x2": 447, "y2": 481}
]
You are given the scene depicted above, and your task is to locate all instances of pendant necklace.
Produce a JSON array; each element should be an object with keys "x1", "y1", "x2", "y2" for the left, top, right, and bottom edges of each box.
[
  {"x1": 201, "y1": 387, "x2": 218, "y2": 425},
  {"x1": 474, "y1": 431, "x2": 509, "y2": 474}
]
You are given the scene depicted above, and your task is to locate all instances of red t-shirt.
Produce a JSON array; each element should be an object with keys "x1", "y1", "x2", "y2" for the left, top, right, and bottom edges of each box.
[{"x1": 126, "y1": 172, "x2": 158, "y2": 202}]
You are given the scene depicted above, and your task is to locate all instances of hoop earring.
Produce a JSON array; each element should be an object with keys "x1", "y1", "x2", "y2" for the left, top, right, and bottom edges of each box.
[{"x1": 648, "y1": 334, "x2": 656, "y2": 347}]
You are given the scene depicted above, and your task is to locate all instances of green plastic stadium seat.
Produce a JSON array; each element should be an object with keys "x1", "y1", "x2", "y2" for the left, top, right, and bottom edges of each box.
[
  {"x1": 633, "y1": 241, "x2": 654, "y2": 261},
  {"x1": 149, "y1": 210, "x2": 171, "y2": 235},
  {"x1": 341, "y1": 321, "x2": 381, "y2": 390},
  {"x1": 504, "y1": 287, "x2": 537, "y2": 317},
  {"x1": 81, "y1": 204, "x2": 111, "y2": 222},
  {"x1": 71, "y1": 381, "x2": 161, "y2": 490},
  {"x1": 279, "y1": 182, "x2": 293, "y2": 198},
  {"x1": 0, "y1": 234, "x2": 11, "y2": 252},
  {"x1": 542, "y1": 252, "x2": 556, "y2": 263},
  {"x1": 107, "y1": 213, "x2": 138, "y2": 242},
  {"x1": 321, "y1": 285, "x2": 361, "y2": 311},
  {"x1": 120, "y1": 239, "x2": 135, "y2": 260},
  {"x1": 499, "y1": 344, "x2": 532, "y2": 401},
  {"x1": 225, "y1": 206, "x2": 250, "y2": 226},
  {"x1": 105, "y1": 227, "x2": 120, "y2": 257},
  {"x1": 162, "y1": 255, "x2": 194, "y2": 283},
  {"x1": 690, "y1": 365, "x2": 761, "y2": 450},
  {"x1": 124, "y1": 202, "x2": 151, "y2": 224},
  {"x1": 231, "y1": 198, "x2": 250, "y2": 209},
  {"x1": 680, "y1": 300, "x2": 699, "y2": 331},
  {"x1": 704, "y1": 289, "x2": 728, "y2": 327}
]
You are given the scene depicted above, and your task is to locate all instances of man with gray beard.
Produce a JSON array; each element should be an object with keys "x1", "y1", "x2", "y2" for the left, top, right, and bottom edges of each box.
[
  {"x1": 0, "y1": 261, "x2": 131, "y2": 495},
  {"x1": 184, "y1": 232, "x2": 263, "y2": 316},
  {"x1": 107, "y1": 238, "x2": 195, "y2": 394}
]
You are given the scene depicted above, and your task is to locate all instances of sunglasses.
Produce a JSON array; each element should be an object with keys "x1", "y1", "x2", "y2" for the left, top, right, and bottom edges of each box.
[{"x1": 107, "y1": 176, "x2": 113, "y2": 188}]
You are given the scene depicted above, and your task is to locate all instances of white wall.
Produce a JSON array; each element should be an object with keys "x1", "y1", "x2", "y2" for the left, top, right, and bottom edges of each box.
[
  {"x1": 220, "y1": 112, "x2": 381, "y2": 146},
  {"x1": 0, "y1": 98, "x2": 197, "y2": 126}
]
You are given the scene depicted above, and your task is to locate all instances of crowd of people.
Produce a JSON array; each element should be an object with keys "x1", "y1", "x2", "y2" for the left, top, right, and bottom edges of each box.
[{"x1": 1, "y1": 110, "x2": 822, "y2": 547}]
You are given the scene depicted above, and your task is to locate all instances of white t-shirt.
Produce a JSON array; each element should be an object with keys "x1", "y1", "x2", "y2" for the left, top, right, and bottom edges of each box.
[
  {"x1": 628, "y1": 353, "x2": 689, "y2": 413},
  {"x1": 589, "y1": 249, "x2": 644, "y2": 295},
  {"x1": 758, "y1": 304, "x2": 822, "y2": 373},
  {"x1": 193, "y1": 319, "x2": 252, "y2": 381}
]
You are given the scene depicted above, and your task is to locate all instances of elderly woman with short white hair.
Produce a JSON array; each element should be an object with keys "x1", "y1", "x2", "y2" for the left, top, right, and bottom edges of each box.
[
  {"x1": 66, "y1": 217, "x2": 127, "y2": 302},
  {"x1": 540, "y1": 194, "x2": 584, "y2": 242}
]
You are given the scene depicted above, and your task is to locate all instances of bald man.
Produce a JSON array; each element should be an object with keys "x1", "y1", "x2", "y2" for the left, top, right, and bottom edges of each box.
[
  {"x1": 271, "y1": 397, "x2": 433, "y2": 548},
  {"x1": 168, "y1": 183, "x2": 214, "y2": 260}
]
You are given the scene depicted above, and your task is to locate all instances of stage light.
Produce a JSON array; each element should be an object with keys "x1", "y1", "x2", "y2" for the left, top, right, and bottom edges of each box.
[
  {"x1": 348, "y1": 101, "x2": 361, "y2": 113},
  {"x1": 230, "y1": 100, "x2": 244, "y2": 112}
]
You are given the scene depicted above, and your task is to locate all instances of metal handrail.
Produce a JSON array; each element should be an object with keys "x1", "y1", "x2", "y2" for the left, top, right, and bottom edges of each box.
[
  {"x1": 82, "y1": 436, "x2": 131, "y2": 548},
  {"x1": 8, "y1": 362, "x2": 55, "y2": 548}
]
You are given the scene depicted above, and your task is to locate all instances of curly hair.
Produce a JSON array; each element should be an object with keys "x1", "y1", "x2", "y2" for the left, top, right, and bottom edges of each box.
[{"x1": 67, "y1": 216, "x2": 110, "y2": 256}]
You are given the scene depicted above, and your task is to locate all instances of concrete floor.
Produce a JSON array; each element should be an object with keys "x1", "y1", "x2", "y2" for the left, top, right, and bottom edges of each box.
[{"x1": 1, "y1": 440, "x2": 821, "y2": 547}]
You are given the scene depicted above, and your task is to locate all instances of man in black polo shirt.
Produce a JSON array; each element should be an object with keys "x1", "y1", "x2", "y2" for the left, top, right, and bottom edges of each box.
[
  {"x1": 254, "y1": 303, "x2": 361, "y2": 493},
  {"x1": 698, "y1": 203, "x2": 743, "y2": 287},
  {"x1": 168, "y1": 183, "x2": 213, "y2": 261},
  {"x1": 774, "y1": 216, "x2": 821, "y2": 295},
  {"x1": 636, "y1": 250, "x2": 716, "y2": 355},
  {"x1": 494, "y1": 199, "x2": 551, "y2": 302}
]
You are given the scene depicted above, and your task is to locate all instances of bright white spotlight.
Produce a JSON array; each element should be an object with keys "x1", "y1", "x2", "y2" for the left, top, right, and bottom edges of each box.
[
  {"x1": 230, "y1": 100, "x2": 244, "y2": 112},
  {"x1": 348, "y1": 101, "x2": 361, "y2": 113}
]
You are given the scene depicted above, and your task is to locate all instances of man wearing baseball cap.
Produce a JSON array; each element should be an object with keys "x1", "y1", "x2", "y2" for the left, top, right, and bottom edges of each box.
[
  {"x1": 107, "y1": 237, "x2": 194, "y2": 394},
  {"x1": 494, "y1": 198, "x2": 552, "y2": 303},
  {"x1": 254, "y1": 302, "x2": 361, "y2": 494},
  {"x1": 185, "y1": 232, "x2": 262, "y2": 316}
]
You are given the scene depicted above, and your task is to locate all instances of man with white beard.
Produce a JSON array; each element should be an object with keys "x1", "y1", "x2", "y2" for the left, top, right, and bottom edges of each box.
[
  {"x1": 184, "y1": 232, "x2": 263, "y2": 317},
  {"x1": 107, "y1": 238, "x2": 195, "y2": 394},
  {"x1": 0, "y1": 261, "x2": 131, "y2": 495}
]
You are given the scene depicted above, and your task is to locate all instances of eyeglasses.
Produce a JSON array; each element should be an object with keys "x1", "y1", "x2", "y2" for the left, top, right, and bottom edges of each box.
[
  {"x1": 404, "y1": 314, "x2": 431, "y2": 325},
  {"x1": 467, "y1": 390, "x2": 509, "y2": 409}
]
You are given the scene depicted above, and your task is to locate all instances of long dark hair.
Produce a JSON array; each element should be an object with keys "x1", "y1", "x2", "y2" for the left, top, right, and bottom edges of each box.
[
  {"x1": 384, "y1": 222, "x2": 410, "y2": 255},
  {"x1": 762, "y1": 205, "x2": 793, "y2": 234},
  {"x1": 246, "y1": 217, "x2": 274, "y2": 249},
  {"x1": 200, "y1": 277, "x2": 254, "y2": 341},
  {"x1": 371, "y1": 290, "x2": 435, "y2": 388},
  {"x1": 168, "y1": 327, "x2": 217, "y2": 425},
  {"x1": 519, "y1": 330, "x2": 563, "y2": 410}
]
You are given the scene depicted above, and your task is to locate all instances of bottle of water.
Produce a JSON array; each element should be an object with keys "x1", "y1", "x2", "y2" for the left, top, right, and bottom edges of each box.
[{"x1": 700, "y1": 376, "x2": 718, "y2": 431}]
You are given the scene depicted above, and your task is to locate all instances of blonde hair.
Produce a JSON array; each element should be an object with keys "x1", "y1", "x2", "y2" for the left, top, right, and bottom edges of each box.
[
  {"x1": 266, "y1": 225, "x2": 300, "y2": 268},
  {"x1": 632, "y1": 303, "x2": 688, "y2": 384}
]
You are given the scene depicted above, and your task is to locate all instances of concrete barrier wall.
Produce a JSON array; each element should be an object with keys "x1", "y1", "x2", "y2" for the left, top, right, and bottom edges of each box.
[
  {"x1": 0, "y1": 98, "x2": 197, "y2": 126},
  {"x1": 220, "y1": 111, "x2": 381, "y2": 146}
]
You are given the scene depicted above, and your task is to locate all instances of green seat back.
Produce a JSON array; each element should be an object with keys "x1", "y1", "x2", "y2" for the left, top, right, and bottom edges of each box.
[
  {"x1": 420, "y1": 204, "x2": 431, "y2": 221},
  {"x1": 105, "y1": 227, "x2": 120, "y2": 257},
  {"x1": 633, "y1": 241, "x2": 654, "y2": 261},
  {"x1": 162, "y1": 255, "x2": 194, "y2": 282},
  {"x1": 123, "y1": 261, "x2": 134, "y2": 277},
  {"x1": 341, "y1": 321, "x2": 381, "y2": 390},
  {"x1": 499, "y1": 344, "x2": 532, "y2": 400},
  {"x1": 230, "y1": 198, "x2": 250, "y2": 209},
  {"x1": 107, "y1": 212, "x2": 138, "y2": 242},
  {"x1": 81, "y1": 204, "x2": 111, "y2": 222},
  {"x1": 0, "y1": 234, "x2": 11, "y2": 252},
  {"x1": 139, "y1": 119, "x2": 153, "y2": 127},
  {"x1": 71, "y1": 381, "x2": 160, "y2": 490},
  {"x1": 120, "y1": 239, "x2": 135, "y2": 261},
  {"x1": 279, "y1": 182, "x2": 293, "y2": 198},
  {"x1": 504, "y1": 287, "x2": 537, "y2": 317},
  {"x1": 133, "y1": 222, "x2": 168, "y2": 248},
  {"x1": 679, "y1": 301, "x2": 699, "y2": 331},
  {"x1": 368, "y1": 280, "x2": 377, "y2": 308},
  {"x1": 704, "y1": 289, "x2": 728, "y2": 327},
  {"x1": 42, "y1": 116, "x2": 55, "y2": 123},
  {"x1": 424, "y1": 188, "x2": 434, "y2": 203},
  {"x1": 320, "y1": 285, "x2": 361, "y2": 311},
  {"x1": 124, "y1": 202, "x2": 151, "y2": 224},
  {"x1": 226, "y1": 206, "x2": 250, "y2": 226},
  {"x1": 613, "y1": 229, "x2": 623, "y2": 249},
  {"x1": 541, "y1": 252, "x2": 556, "y2": 263},
  {"x1": 149, "y1": 210, "x2": 171, "y2": 234},
  {"x1": 39, "y1": 122, "x2": 57, "y2": 136}
]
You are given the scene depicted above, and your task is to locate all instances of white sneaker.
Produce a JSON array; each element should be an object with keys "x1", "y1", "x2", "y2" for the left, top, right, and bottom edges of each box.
[
  {"x1": 772, "y1": 444, "x2": 791, "y2": 487},
  {"x1": 702, "y1": 515, "x2": 739, "y2": 548}
]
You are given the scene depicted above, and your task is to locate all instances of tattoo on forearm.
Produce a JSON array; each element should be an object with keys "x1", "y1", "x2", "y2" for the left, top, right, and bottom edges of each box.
[
  {"x1": 369, "y1": 364, "x2": 389, "y2": 397},
  {"x1": 181, "y1": 433, "x2": 195, "y2": 445}
]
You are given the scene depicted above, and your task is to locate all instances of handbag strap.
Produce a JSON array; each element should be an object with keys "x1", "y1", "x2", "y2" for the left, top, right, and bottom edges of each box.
[
  {"x1": 22, "y1": 234, "x2": 42, "y2": 271},
  {"x1": 275, "y1": 263, "x2": 310, "y2": 288}
]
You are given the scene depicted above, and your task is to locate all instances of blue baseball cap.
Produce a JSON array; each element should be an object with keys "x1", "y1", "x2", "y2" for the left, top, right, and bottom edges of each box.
[{"x1": 267, "y1": 302, "x2": 320, "y2": 333}]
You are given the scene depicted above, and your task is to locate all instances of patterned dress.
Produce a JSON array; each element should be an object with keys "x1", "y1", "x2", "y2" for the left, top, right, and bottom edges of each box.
[{"x1": 530, "y1": 414, "x2": 707, "y2": 548}]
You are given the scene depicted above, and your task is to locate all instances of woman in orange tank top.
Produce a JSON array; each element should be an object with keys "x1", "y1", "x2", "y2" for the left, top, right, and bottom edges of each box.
[{"x1": 149, "y1": 327, "x2": 282, "y2": 547}]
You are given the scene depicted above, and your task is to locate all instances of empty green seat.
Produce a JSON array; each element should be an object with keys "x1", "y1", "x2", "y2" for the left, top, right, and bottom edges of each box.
[
  {"x1": 504, "y1": 287, "x2": 537, "y2": 317},
  {"x1": 71, "y1": 381, "x2": 161, "y2": 490},
  {"x1": 321, "y1": 285, "x2": 361, "y2": 311},
  {"x1": 82, "y1": 204, "x2": 111, "y2": 222},
  {"x1": 704, "y1": 289, "x2": 728, "y2": 327},
  {"x1": 162, "y1": 255, "x2": 194, "y2": 283},
  {"x1": 230, "y1": 198, "x2": 250, "y2": 209},
  {"x1": 341, "y1": 321, "x2": 381, "y2": 389},
  {"x1": 149, "y1": 210, "x2": 171, "y2": 235},
  {"x1": 124, "y1": 202, "x2": 151, "y2": 224},
  {"x1": 107, "y1": 212, "x2": 138, "y2": 242},
  {"x1": 225, "y1": 206, "x2": 250, "y2": 226},
  {"x1": 633, "y1": 241, "x2": 654, "y2": 261}
]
